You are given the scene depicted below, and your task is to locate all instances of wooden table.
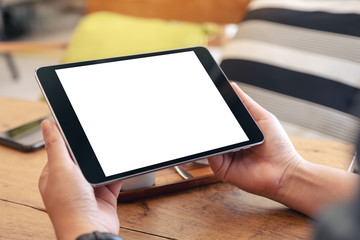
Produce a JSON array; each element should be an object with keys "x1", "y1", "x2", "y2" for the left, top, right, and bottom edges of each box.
[{"x1": 0, "y1": 97, "x2": 355, "y2": 240}]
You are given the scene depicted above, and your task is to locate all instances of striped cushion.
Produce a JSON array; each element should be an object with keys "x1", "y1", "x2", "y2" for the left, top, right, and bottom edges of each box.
[{"x1": 220, "y1": 0, "x2": 360, "y2": 142}]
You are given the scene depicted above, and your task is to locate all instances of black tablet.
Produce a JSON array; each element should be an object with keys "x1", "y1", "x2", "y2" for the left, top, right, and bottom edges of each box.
[{"x1": 35, "y1": 47, "x2": 264, "y2": 186}]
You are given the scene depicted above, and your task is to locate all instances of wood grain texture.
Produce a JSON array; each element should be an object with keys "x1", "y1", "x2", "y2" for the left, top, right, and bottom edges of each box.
[
  {"x1": 117, "y1": 183, "x2": 314, "y2": 240},
  {"x1": 0, "y1": 98, "x2": 50, "y2": 209},
  {"x1": 0, "y1": 97, "x2": 50, "y2": 132},
  {"x1": 291, "y1": 136, "x2": 354, "y2": 170},
  {"x1": 0, "y1": 201, "x2": 55, "y2": 240},
  {"x1": 86, "y1": 0, "x2": 250, "y2": 24}
]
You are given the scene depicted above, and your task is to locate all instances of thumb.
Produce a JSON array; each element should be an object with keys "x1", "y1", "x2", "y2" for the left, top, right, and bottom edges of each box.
[
  {"x1": 230, "y1": 82, "x2": 271, "y2": 122},
  {"x1": 41, "y1": 119, "x2": 75, "y2": 170}
]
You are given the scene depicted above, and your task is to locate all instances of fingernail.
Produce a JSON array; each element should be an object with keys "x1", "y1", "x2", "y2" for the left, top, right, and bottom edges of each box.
[{"x1": 41, "y1": 119, "x2": 53, "y2": 138}]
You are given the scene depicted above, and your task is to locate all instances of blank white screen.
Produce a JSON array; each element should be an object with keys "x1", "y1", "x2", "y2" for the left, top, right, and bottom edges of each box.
[{"x1": 56, "y1": 51, "x2": 248, "y2": 176}]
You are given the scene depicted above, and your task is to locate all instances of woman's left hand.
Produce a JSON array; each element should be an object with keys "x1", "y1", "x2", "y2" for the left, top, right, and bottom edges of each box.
[{"x1": 38, "y1": 119, "x2": 123, "y2": 240}]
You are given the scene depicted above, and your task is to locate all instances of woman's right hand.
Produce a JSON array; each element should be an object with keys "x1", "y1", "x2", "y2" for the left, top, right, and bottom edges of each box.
[
  {"x1": 208, "y1": 82, "x2": 302, "y2": 200},
  {"x1": 209, "y1": 83, "x2": 358, "y2": 217}
]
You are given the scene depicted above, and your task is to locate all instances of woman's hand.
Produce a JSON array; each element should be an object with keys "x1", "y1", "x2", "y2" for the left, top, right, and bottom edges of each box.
[
  {"x1": 209, "y1": 83, "x2": 358, "y2": 217},
  {"x1": 38, "y1": 120, "x2": 123, "y2": 240},
  {"x1": 208, "y1": 82, "x2": 302, "y2": 199}
]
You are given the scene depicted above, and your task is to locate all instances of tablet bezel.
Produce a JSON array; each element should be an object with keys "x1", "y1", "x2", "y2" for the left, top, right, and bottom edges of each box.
[{"x1": 35, "y1": 47, "x2": 264, "y2": 186}]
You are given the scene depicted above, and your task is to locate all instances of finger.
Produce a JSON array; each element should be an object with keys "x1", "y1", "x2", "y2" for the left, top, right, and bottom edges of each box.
[
  {"x1": 208, "y1": 155, "x2": 223, "y2": 170},
  {"x1": 41, "y1": 119, "x2": 75, "y2": 170},
  {"x1": 38, "y1": 160, "x2": 50, "y2": 193},
  {"x1": 230, "y1": 82, "x2": 271, "y2": 122},
  {"x1": 106, "y1": 181, "x2": 123, "y2": 198},
  {"x1": 94, "y1": 181, "x2": 123, "y2": 206}
]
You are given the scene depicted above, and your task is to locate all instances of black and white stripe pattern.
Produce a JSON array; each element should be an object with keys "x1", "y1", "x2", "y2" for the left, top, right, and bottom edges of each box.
[
  {"x1": 220, "y1": 0, "x2": 360, "y2": 142},
  {"x1": 248, "y1": 0, "x2": 360, "y2": 15}
]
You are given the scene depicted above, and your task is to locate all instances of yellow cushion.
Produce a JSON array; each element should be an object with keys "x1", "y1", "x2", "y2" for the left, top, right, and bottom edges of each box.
[{"x1": 62, "y1": 12, "x2": 219, "y2": 63}]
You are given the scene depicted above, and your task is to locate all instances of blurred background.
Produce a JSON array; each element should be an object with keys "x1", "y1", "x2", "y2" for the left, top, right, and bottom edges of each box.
[
  {"x1": 1, "y1": 0, "x2": 85, "y2": 100},
  {"x1": 1, "y1": 0, "x2": 359, "y2": 145},
  {"x1": 0, "y1": 0, "x2": 244, "y2": 101}
]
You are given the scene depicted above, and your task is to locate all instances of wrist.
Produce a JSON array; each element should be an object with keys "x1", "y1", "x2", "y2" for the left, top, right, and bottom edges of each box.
[
  {"x1": 271, "y1": 154, "x2": 306, "y2": 210},
  {"x1": 272, "y1": 157, "x2": 358, "y2": 217},
  {"x1": 50, "y1": 214, "x2": 111, "y2": 240},
  {"x1": 76, "y1": 231, "x2": 123, "y2": 240}
]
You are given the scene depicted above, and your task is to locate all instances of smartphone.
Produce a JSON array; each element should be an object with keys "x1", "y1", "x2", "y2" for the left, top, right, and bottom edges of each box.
[{"x1": 0, "y1": 115, "x2": 52, "y2": 152}]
